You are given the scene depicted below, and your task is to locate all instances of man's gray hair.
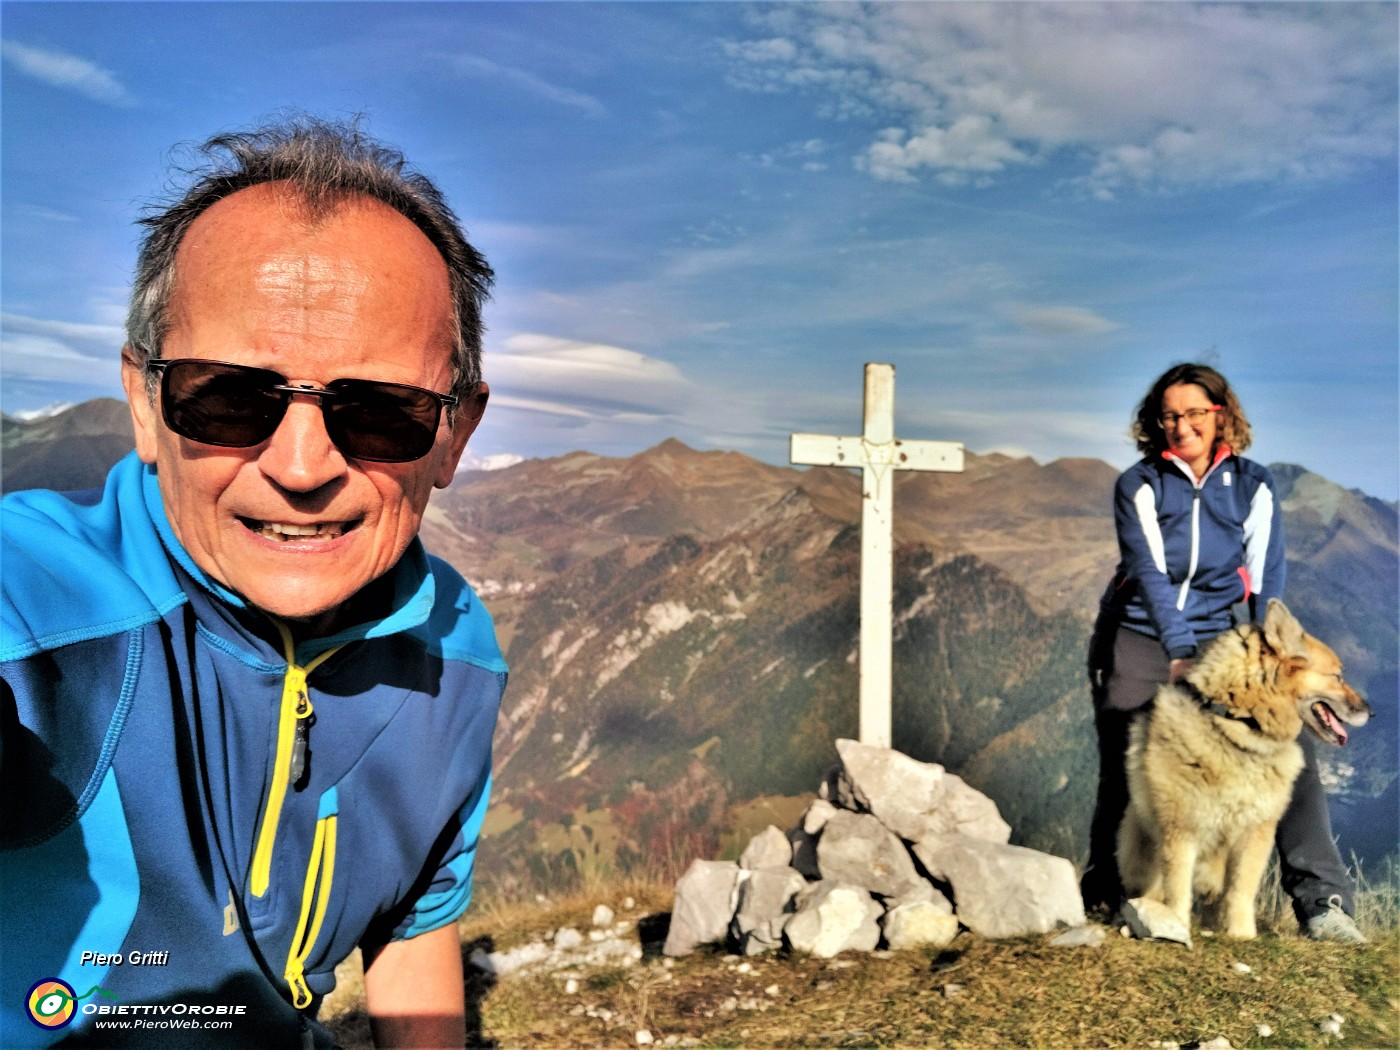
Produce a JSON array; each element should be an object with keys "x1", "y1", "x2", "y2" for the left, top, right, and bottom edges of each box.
[{"x1": 127, "y1": 116, "x2": 493, "y2": 414}]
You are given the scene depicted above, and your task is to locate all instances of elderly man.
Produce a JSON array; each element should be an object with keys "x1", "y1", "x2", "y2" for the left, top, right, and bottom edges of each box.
[{"x1": 1, "y1": 119, "x2": 504, "y2": 1048}]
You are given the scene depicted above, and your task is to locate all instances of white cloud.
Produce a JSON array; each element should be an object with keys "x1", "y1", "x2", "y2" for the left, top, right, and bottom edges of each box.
[
  {"x1": 931, "y1": 404, "x2": 1135, "y2": 470},
  {"x1": 1, "y1": 40, "x2": 135, "y2": 107},
  {"x1": 2, "y1": 313, "x2": 126, "y2": 345},
  {"x1": 726, "y1": 3, "x2": 1397, "y2": 194},
  {"x1": 755, "y1": 137, "x2": 831, "y2": 171},
  {"x1": 467, "y1": 220, "x2": 564, "y2": 250},
  {"x1": 0, "y1": 313, "x2": 125, "y2": 389},
  {"x1": 1010, "y1": 305, "x2": 1121, "y2": 337},
  {"x1": 860, "y1": 117, "x2": 1029, "y2": 184},
  {"x1": 0, "y1": 333, "x2": 119, "y2": 385},
  {"x1": 14, "y1": 204, "x2": 81, "y2": 224},
  {"x1": 485, "y1": 333, "x2": 696, "y2": 423},
  {"x1": 453, "y1": 54, "x2": 605, "y2": 118}
]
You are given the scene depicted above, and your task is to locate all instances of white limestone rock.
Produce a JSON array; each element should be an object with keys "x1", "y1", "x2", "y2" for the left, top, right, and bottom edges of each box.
[
  {"x1": 913, "y1": 833, "x2": 1085, "y2": 938},
  {"x1": 731, "y1": 866, "x2": 807, "y2": 956},
  {"x1": 815, "y1": 810, "x2": 926, "y2": 899},
  {"x1": 834, "y1": 739, "x2": 1011, "y2": 844},
  {"x1": 663, "y1": 859, "x2": 746, "y2": 957},
  {"x1": 1120, "y1": 897, "x2": 1192, "y2": 947},
  {"x1": 889, "y1": 881, "x2": 953, "y2": 912},
  {"x1": 783, "y1": 881, "x2": 883, "y2": 958},
  {"x1": 881, "y1": 901, "x2": 961, "y2": 950},
  {"x1": 1049, "y1": 925, "x2": 1108, "y2": 948},
  {"x1": 802, "y1": 798, "x2": 839, "y2": 835},
  {"x1": 739, "y1": 825, "x2": 793, "y2": 870}
]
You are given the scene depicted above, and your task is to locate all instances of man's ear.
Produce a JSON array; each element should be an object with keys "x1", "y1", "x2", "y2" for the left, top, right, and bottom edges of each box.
[
  {"x1": 433, "y1": 382, "x2": 489, "y2": 489},
  {"x1": 121, "y1": 348, "x2": 161, "y2": 465}
]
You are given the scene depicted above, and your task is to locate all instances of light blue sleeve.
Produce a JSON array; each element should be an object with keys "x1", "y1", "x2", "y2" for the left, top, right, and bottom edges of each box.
[{"x1": 394, "y1": 771, "x2": 493, "y2": 940}]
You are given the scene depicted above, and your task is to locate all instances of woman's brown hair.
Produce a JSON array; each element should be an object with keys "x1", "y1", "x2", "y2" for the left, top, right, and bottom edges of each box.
[{"x1": 1131, "y1": 362, "x2": 1253, "y2": 456}]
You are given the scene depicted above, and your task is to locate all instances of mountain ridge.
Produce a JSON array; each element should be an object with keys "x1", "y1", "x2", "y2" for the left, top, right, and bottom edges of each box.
[{"x1": 437, "y1": 437, "x2": 1396, "y2": 881}]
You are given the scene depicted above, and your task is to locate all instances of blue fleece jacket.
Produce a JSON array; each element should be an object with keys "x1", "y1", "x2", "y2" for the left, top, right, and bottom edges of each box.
[
  {"x1": 1101, "y1": 448, "x2": 1285, "y2": 660},
  {"x1": 1, "y1": 453, "x2": 506, "y2": 1048}
]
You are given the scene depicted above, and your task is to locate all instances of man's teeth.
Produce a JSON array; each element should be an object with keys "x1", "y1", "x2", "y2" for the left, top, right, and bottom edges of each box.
[{"x1": 254, "y1": 521, "x2": 345, "y2": 540}]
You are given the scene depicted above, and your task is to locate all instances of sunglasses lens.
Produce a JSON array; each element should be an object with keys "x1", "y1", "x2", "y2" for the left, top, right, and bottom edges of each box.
[
  {"x1": 161, "y1": 361, "x2": 287, "y2": 447},
  {"x1": 154, "y1": 360, "x2": 450, "y2": 462},
  {"x1": 324, "y1": 380, "x2": 443, "y2": 462}
]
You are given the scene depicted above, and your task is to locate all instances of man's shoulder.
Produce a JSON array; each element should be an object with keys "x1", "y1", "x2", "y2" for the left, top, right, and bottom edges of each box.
[
  {"x1": 415, "y1": 553, "x2": 508, "y2": 675},
  {"x1": 1, "y1": 454, "x2": 183, "y2": 661}
]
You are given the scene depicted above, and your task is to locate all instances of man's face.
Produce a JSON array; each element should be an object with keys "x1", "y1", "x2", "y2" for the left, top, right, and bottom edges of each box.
[{"x1": 123, "y1": 185, "x2": 484, "y2": 630}]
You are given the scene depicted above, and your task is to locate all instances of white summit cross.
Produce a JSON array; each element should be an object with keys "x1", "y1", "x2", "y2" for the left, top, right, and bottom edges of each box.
[{"x1": 790, "y1": 363, "x2": 964, "y2": 748}]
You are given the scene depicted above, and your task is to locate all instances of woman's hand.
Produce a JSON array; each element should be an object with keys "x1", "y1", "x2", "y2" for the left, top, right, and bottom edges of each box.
[{"x1": 1168, "y1": 658, "x2": 1193, "y2": 683}]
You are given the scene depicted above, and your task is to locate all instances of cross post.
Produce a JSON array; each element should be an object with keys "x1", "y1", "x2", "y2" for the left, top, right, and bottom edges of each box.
[{"x1": 790, "y1": 363, "x2": 964, "y2": 748}]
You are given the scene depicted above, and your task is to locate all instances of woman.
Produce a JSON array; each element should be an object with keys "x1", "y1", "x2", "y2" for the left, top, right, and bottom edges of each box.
[{"x1": 1082, "y1": 362, "x2": 1364, "y2": 942}]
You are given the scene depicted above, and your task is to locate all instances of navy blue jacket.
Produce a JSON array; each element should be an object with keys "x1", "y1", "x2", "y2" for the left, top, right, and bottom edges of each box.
[
  {"x1": 1, "y1": 453, "x2": 506, "y2": 1047},
  {"x1": 1100, "y1": 448, "x2": 1285, "y2": 660}
]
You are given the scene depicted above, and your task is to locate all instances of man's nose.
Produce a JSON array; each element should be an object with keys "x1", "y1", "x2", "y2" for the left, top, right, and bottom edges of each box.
[{"x1": 257, "y1": 396, "x2": 348, "y2": 492}]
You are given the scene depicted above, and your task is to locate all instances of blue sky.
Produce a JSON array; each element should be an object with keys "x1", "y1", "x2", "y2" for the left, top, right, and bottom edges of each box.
[{"x1": 3, "y1": 2, "x2": 1397, "y2": 498}]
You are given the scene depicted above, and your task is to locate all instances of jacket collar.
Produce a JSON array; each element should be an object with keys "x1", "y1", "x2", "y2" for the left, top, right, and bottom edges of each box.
[{"x1": 1161, "y1": 443, "x2": 1233, "y2": 484}]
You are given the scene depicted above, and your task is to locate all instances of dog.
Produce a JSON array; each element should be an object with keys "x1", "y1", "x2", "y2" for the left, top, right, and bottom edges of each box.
[{"x1": 1116, "y1": 598, "x2": 1370, "y2": 939}]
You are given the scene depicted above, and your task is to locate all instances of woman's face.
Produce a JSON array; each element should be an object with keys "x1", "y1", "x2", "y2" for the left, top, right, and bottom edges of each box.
[{"x1": 1159, "y1": 382, "x2": 1220, "y2": 476}]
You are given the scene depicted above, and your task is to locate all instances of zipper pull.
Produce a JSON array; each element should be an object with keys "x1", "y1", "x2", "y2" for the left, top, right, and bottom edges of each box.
[
  {"x1": 286, "y1": 962, "x2": 313, "y2": 1010},
  {"x1": 289, "y1": 689, "x2": 314, "y2": 790}
]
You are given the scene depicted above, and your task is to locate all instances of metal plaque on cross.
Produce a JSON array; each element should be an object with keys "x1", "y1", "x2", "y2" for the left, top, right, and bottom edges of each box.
[{"x1": 790, "y1": 362, "x2": 964, "y2": 748}]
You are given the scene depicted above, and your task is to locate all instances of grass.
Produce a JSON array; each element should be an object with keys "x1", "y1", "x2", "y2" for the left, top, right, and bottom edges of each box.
[{"x1": 322, "y1": 862, "x2": 1400, "y2": 1049}]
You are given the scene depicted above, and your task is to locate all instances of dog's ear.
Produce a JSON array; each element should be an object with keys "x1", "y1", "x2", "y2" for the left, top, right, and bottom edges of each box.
[{"x1": 1263, "y1": 598, "x2": 1309, "y2": 667}]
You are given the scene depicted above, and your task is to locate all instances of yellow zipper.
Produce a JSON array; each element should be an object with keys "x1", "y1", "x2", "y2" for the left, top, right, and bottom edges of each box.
[
  {"x1": 250, "y1": 622, "x2": 342, "y2": 899},
  {"x1": 285, "y1": 789, "x2": 338, "y2": 1010}
]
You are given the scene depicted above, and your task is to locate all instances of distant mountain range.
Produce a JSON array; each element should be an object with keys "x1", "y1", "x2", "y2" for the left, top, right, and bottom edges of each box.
[
  {"x1": 1, "y1": 398, "x2": 135, "y2": 495},
  {"x1": 5, "y1": 400, "x2": 1396, "y2": 883},
  {"x1": 430, "y1": 438, "x2": 1398, "y2": 883}
]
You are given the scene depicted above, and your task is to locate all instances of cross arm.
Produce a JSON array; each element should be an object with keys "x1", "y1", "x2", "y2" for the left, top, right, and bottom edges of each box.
[
  {"x1": 791, "y1": 433, "x2": 964, "y2": 473},
  {"x1": 791, "y1": 433, "x2": 862, "y2": 469}
]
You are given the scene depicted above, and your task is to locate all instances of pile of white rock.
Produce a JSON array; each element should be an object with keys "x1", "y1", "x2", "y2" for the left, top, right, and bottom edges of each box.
[
  {"x1": 469, "y1": 902, "x2": 645, "y2": 978},
  {"x1": 663, "y1": 739, "x2": 1086, "y2": 958}
]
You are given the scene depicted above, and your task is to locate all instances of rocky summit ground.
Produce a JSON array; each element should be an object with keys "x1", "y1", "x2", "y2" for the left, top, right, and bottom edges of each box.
[{"x1": 322, "y1": 877, "x2": 1400, "y2": 1050}]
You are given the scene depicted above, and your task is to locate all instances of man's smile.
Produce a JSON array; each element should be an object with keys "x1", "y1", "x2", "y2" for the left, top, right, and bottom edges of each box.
[{"x1": 237, "y1": 516, "x2": 360, "y2": 542}]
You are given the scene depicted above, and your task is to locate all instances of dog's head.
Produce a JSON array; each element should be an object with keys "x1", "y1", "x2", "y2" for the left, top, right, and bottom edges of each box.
[{"x1": 1263, "y1": 598, "x2": 1371, "y2": 747}]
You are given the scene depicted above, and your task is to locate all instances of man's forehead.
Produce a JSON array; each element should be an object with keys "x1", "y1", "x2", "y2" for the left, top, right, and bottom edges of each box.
[
  {"x1": 179, "y1": 182, "x2": 429, "y2": 254},
  {"x1": 171, "y1": 184, "x2": 450, "y2": 303},
  {"x1": 166, "y1": 183, "x2": 455, "y2": 359}
]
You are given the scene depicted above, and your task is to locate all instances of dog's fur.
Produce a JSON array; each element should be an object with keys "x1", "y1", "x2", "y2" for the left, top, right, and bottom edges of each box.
[{"x1": 1117, "y1": 599, "x2": 1370, "y2": 938}]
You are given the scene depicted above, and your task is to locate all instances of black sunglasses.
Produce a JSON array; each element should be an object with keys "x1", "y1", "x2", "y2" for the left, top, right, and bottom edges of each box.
[{"x1": 146, "y1": 358, "x2": 477, "y2": 464}]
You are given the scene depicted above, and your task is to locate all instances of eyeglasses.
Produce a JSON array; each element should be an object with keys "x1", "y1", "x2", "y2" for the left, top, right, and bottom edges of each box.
[
  {"x1": 1158, "y1": 405, "x2": 1221, "y2": 430},
  {"x1": 146, "y1": 358, "x2": 476, "y2": 463}
]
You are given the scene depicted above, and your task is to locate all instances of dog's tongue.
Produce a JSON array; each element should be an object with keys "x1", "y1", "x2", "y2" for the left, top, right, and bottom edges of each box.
[{"x1": 1315, "y1": 702, "x2": 1349, "y2": 745}]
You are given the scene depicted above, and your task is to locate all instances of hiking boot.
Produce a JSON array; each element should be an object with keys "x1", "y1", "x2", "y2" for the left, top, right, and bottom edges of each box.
[
  {"x1": 1079, "y1": 865, "x2": 1123, "y2": 921},
  {"x1": 1082, "y1": 898, "x2": 1122, "y2": 926},
  {"x1": 1305, "y1": 895, "x2": 1367, "y2": 943}
]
